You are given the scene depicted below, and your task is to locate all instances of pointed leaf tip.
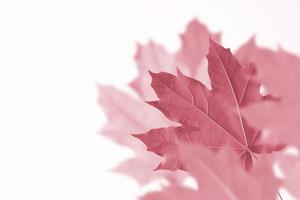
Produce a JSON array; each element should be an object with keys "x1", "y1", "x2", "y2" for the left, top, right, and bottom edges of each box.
[
  {"x1": 176, "y1": 68, "x2": 183, "y2": 76},
  {"x1": 131, "y1": 133, "x2": 146, "y2": 141},
  {"x1": 209, "y1": 38, "x2": 220, "y2": 47},
  {"x1": 190, "y1": 18, "x2": 200, "y2": 25},
  {"x1": 146, "y1": 101, "x2": 159, "y2": 108},
  {"x1": 249, "y1": 35, "x2": 256, "y2": 44}
]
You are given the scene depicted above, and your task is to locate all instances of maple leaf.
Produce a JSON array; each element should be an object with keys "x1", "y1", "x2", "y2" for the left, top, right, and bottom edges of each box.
[
  {"x1": 130, "y1": 19, "x2": 220, "y2": 100},
  {"x1": 236, "y1": 38, "x2": 300, "y2": 147},
  {"x1": 134, "y1": 40, "x2": 281, "y2": 171}
]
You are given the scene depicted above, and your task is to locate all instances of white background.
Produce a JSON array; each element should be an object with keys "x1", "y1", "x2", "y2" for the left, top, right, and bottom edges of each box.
[{"x1": 0, "y1": 0, "x2": 299, "y2": 199}]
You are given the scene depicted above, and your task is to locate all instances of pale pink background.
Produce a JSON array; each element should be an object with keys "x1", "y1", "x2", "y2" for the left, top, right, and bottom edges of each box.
[{"x1": 0, "y1": 0, "x2": 299, "y2": 199}]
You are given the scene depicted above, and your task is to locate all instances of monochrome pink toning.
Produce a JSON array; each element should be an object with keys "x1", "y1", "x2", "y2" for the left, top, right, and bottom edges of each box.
[
  {"x1": 98, "y1": 19, "x2": 300, "y2": 199},
  {"x1": 134, "y1": 40, "x2": 282, "y2": 171}
]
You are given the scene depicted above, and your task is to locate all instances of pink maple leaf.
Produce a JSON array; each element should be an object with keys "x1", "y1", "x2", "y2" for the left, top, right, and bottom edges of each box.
[{"x1": 133, "y1": 40, "x2": 282, "y2": 171}]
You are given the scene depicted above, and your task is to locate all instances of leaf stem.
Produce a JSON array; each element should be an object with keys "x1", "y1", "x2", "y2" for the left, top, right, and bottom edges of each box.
[{"x1": 278, "y1": 191, "x2": 283, "y2": 200}]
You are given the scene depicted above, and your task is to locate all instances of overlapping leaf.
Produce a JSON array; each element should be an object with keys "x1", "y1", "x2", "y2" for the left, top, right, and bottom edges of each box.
[
  {"x1": 141, "y1": 145, "x2": 281, "y2": 200},
  {"x1": 236, "y1": 38, "x2": 300, "y2": 148},
  {"x1": 98, "y1": 85, "x2": 185, "y2": 184}
]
